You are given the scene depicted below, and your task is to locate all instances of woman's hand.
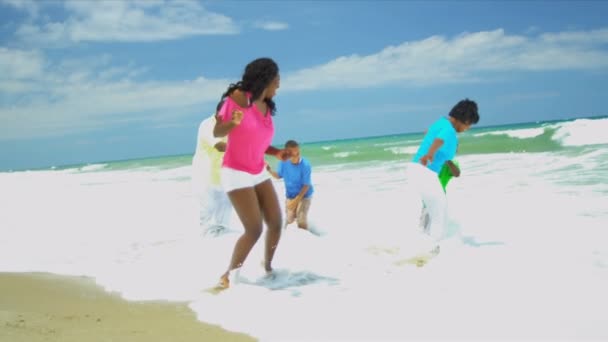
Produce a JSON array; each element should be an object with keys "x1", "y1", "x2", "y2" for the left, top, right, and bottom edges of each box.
[
  {"x1": 275, "y1": 149, "x2": 290, "y2": 161},
  {"x1": 231, "y1": 110, "x2": 244, "y2": 125}
]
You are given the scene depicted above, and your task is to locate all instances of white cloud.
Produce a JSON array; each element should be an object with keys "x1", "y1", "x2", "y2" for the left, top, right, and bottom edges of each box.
[
  {"x1": 283, "y1": 28, "x2": 608, "y2": 91},
  {"x1": 0, "y1": 47, "x2": 44, "y2": 80},
  {"x1": 0, "y1": 48, "x2": 228, "y2": 140},
  {"x1": 2, "y1": 27, "x2": 608, "y2": 141},
  {"x1": 253, "y1": 21, "x2": 289, "y2": 31},
  {"x1": 0, "y1": 0, "x2": 39, "y2": 18},
  {"x1": 540, "y1": 28, "x2": 608, "y2": 44},
  {"x1": 0, "y1": 76, "x2": 229, "y2": 140},
  {"x1": 12, "y1": 0, "x2": 238, "y2": 44}
]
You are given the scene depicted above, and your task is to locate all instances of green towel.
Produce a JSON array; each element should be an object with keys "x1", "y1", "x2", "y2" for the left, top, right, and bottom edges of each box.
[{"x1": 438, "y1": 160, "x2": 459, "y2": 193}]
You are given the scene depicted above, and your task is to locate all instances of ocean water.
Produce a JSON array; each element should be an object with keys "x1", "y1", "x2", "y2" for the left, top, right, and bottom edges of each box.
[{"x1": 1, "y1": 117, "x2": 607, "y2": 341}]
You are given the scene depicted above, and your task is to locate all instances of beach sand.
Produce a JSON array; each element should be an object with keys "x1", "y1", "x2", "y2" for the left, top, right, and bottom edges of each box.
[{"x1": 0, "y1": 272, "x2": 255, "y2": 342}]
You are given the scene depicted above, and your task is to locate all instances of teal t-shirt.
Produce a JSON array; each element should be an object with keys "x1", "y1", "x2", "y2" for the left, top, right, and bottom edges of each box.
[{"x1": 412, "y1": 117, "x2": 458, "y2": 173}]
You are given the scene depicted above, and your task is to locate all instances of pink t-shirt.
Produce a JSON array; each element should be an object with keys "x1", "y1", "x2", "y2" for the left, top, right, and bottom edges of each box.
[{"x1": 218, "y1": 96, "x2": 274, "y2": 174}]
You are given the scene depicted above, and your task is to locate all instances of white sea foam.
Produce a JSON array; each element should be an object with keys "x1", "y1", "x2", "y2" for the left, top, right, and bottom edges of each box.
[
  {"x1": 79, "y1": 163, "x2": 108, "y2": 172},
  {"x1": 552, "y1": 117, "x2": 608, "y2": 147},
  {"x1": 384, "y1": 146, "x2": 419, "y2": 155},
  {"x1": 374, "y1": 139, "x2": 422, "y2": 147},
  {"x1": 0, "y1": 146, "x2": 607, "y2": 340},
  {"x1": 333, "y1": 151, "x2": 358, "y2": 158},
  {"x1": 474, "y1": 127, "x2": 545, "y2": 139}
]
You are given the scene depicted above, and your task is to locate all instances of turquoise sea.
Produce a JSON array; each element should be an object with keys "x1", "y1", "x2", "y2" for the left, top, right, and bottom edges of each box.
[
  {"x1": 36, "y1": 115, "x2": 607, "y2": 176},
  {"x1": 1, "y1": 116, "x2": 607, "y2": 340}
]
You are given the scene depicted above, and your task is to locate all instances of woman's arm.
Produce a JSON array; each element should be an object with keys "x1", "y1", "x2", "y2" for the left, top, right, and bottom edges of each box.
[
  {"x1": 213, "y1": 113, "x2": 241, "y2": 137},
  {"x1": 265, "y1": 145, "x2": 289, "y2": 161},
  {"x1": 213, "y1": 90, "x2": 249, "y2": 137}
]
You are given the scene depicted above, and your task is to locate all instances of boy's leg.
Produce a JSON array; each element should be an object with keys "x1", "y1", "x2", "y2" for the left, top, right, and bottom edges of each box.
[
  {"x1": 285, "y1": 199, "x2": 296, "y2": 229},
  {"x1": 296, "y1": 198, "x2": 312, "y2": 229},
  {"x1": 419, "y1": 179, "x2": 447, "y2": 242},
  {"x1": 419, "y1": 204, "x2": 431, "y2": 235},
  {"x1": 407, "y1": 163, "x2": 447, "y2": 248}
]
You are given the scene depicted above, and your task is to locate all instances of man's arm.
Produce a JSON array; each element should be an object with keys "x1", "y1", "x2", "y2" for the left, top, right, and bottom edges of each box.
[
  {"x1": 199, "y1": 117, "x2": 223, "y2": 148},
  {"x1": 214, "y1": 141, "x2": 227, "y2": 152},
  {"x1": 445, "y1": 160, "x2": 460, "y2": 177}
]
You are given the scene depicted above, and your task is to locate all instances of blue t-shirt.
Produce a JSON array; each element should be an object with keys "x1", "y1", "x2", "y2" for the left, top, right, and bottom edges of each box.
[
  {"x1": 277, "y1": 157, "x2": 314, "y2": 199},
  {"x1": 412, "y1": 117, "x2": 458, "y2": 173}
]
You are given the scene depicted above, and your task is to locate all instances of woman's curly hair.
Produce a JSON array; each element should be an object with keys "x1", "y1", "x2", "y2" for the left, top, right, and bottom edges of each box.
[{"x1": 217, "y1": 58, "x2": 279, "y2": 116}]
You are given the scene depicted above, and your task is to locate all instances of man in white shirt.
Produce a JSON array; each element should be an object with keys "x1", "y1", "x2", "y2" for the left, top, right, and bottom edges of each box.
[{"x1": 192, "y1": 113, "x2": 232, "y2": 236}]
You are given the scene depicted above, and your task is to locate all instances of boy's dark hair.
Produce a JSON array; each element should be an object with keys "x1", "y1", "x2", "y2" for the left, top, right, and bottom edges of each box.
[
  {"x1": 285, "y1": 140, "x2": 299, "y2": 148},
  {"x1": 449, "y1": 99, "x2": 479, "y2": 125}
]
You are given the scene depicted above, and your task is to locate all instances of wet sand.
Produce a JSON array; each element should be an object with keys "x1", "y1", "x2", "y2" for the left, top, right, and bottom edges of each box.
[{"x1": 0, "y1": 272, "x2": 255, "y2": 342}]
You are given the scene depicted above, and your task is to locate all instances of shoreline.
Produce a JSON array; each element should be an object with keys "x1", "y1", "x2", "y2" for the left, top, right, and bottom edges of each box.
[{"x1": 0, "y1": 272, "x2": 256, "y2": 342}]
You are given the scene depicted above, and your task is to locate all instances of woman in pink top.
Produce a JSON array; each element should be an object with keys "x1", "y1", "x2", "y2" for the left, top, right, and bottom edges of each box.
[{"x1": 213, "y1": 58, "x2": 288, "y2": 289}]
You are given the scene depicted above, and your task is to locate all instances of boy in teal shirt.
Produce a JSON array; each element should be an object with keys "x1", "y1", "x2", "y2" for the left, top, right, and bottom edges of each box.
[{"x1": 408, "y1": 99, "x2": 479, "y2": 244}]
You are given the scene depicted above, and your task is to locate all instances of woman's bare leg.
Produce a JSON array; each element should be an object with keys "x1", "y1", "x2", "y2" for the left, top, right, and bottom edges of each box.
[
  {"x1": 254, "y1": 179, "x2": 282, "y2": 273},
  {"x1": 219, "y1": 187, "x2": 263, "y2": 288}
]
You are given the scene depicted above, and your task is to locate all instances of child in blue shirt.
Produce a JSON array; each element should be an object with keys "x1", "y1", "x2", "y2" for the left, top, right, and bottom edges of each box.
[{"x1": 267, "y1": 140, "x2": 314, "y2": 230}]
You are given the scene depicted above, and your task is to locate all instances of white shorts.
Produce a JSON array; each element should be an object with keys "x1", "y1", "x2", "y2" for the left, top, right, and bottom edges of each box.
[{"x1": 221, "y1": 167, "x2": 271, "y2": 193}]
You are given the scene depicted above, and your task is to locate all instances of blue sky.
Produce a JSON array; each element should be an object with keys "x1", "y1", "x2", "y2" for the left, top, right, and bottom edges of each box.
[{"x1": 1, "y1": 0, "x2": 607, "y2": 170}]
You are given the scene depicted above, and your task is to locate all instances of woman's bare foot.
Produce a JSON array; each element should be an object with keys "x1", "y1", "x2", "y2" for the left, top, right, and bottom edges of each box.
[
  {"x1": 263, "y1": 262, "x2": 273, "y2": 275},
  {"x1": 218, "y1": 272, "x2": 230, "y2": 289}
]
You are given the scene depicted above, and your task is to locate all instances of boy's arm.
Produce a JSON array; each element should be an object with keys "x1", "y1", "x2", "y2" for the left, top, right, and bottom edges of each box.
[
  {"x1": 419, "y1": 138, "x2": 444, "y2": 166},
  {"x1": 288, "y1": 163, "x2": 312, "y2": 208},
  {"x1": 266, "y1": 163, "x2": 282, "y2": 179},
  {"x1": 445, "y1": 160, "x2": 460, "y2": 177},
  {"x1": 289, "y1": 185, "x2": 310, "y2": 206}
]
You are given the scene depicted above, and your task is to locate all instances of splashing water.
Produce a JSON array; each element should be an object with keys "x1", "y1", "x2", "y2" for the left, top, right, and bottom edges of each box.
[{"x1": 1, "y1": 117, "x2": 607, "y2": 340}]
